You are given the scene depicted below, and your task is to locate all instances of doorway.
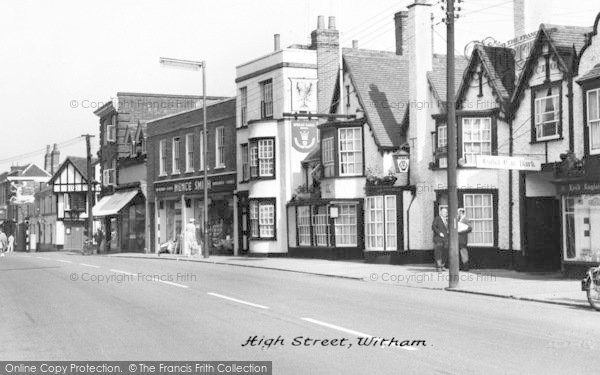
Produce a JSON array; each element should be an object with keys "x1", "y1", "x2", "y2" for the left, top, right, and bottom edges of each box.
[{"x1": 525, "y1": 197, "x2": 561, "y2": 271}]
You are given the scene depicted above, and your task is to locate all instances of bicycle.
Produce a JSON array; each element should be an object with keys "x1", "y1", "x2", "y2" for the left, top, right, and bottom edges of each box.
[{"x1": 582, "y1": 266, "x2": 600, "y2": 311}]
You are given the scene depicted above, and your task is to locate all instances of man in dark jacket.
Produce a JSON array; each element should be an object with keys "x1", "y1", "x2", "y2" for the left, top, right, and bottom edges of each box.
[
  {"x1": 432, "y1": 207, "x2": 449, "y2": 271},
  {"x1": 457, "y1": 208, "x2": 472, "y2": 271}
]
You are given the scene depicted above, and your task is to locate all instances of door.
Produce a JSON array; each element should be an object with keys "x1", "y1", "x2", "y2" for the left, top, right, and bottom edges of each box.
[
  {"x1": 64, "y1": 224, "x2": 84, "y2": 251},
  {"x1": 525, "y1": 197, "x2": 561, "y2": 271},
  {"x1": 237, "y1": 191, "x2": 249, "y2": 255}
]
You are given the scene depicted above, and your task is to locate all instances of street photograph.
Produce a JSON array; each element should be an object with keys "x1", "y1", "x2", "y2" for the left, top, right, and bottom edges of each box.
[{"x1": 1, "y1": 0, "x2": 600, "y2": 374}]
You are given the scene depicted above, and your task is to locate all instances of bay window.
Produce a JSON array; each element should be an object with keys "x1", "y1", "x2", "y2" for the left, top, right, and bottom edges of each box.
[
  {"x1": 249, "y1": 199, "x2": 276, "y2": 239},
  {"x1": 334, "y1": 204, "x2": 358, "y2": 246},
  {"x1": 587, "y1": 88, "x2": 600, "y2": 154},
  {"x1": 248, "y1": 138, "x2": 275, "y2": 178},
  {"x1": 338, "y1": 128, "x2": 363, "y2": 176},
  {"x1": 462, "y1": 117, "x2": 492, "y2": 166},
  {"x1": 365, "y1": 195, "x2": 397, "y2": 251},
  {"x1": 322, "y1": 137, "x2": 335, "y2": 177},
  {"x1": 241, "y1": 143, "x2": 249, "y2": 181}
]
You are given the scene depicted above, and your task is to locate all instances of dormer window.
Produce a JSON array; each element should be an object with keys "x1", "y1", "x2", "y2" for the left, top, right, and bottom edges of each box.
[{"x1": 531, "y1": 83, "x2": 562, "y2": 142}]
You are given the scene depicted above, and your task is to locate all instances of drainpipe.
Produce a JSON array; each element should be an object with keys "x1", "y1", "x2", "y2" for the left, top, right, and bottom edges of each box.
[{"x1": 405, "y1": 189, "x2": 417, "y2": 251}]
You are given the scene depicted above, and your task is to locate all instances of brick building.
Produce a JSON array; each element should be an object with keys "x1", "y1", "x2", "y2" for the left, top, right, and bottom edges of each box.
[
  {"x1": 147, "y1": 98, "x2": 236, "y2": 254},
  {"x1": 30, "y1": 144, "x2": 61, "y2": 251},
  {"x1": 93, "y1": 92, "x2": 224, "y2": 253}
]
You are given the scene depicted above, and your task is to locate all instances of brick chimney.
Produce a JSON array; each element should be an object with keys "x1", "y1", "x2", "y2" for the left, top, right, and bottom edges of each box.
[
  {"x1": 50, "y1": 143, "x2": 60, "y2": 174},
  {"x1": 407, "y1": 0, "x2": 433, "y2": 163},
  {"x1": 394, "y1": 11, "x2": 408, "y2": 55},
  {"x1": 43, "y1": 145, "x2": 51, "y2": 173},
  {"x1": 513, "y1": 0, "x2": 554, "y2": 38},
  {"x1": 274, "y1": 34, "x2": 281, "y2": 51},
  {"x1": 311, "y1": 15, "x2": 339, "y2": 114}
]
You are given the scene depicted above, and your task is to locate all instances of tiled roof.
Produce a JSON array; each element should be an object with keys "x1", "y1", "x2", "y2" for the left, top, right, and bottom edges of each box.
[
  {"x1": 20, "y1": 163, "x2": 51, "y2": 178},
  {"x1": 65, "y1": 156, "x2": 97, "y2": 182},
  {"x1": 578, "y1": 63, "x2": 600, "y2": 83},
  {"x1": 427, "y1": 54, "x2": 470, "y2": 103},
  {"x1": 302, "y1": 147, "x2": 321, "y2": 164},
  {"x1": 343, "y1": 49, "x2": 409, "y2": 148},
  {"x1": 543, "y1": 24, "x2": 592, "y2": 51}
]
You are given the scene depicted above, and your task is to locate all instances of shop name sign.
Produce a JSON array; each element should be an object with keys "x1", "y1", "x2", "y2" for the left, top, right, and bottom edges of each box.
[
  {"x1": 475, "y1": 155, "x2": 541, "y2": 171},
  {"x1": 155, "y1": 178, "x2": 210, "y2": 194},
  {"x1": 557, "y1": 182, "x2": 600, "y2": 195}
]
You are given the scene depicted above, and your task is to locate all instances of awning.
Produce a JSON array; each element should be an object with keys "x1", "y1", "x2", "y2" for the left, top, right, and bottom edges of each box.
[{"x1": 92, "y1": 190, "x2": 138, "y2": 217}]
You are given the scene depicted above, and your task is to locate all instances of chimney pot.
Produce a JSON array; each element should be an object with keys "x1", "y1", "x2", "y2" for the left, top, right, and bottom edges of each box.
[
  {"x1": 328, "y1": 16, "x2": 336, "y2": 30},
  {"x1": 274, "y1": 34, "x2": 281, "y2": 51},
  {"x1": 317, "y1": 15, "x2": 325, "y2": 29},
  {"x1": 352, "y1": 40, "x2": 358, "y2": 49},
  {"x1": 394, "y1": 11, "x2": 409, "y2": 55}
]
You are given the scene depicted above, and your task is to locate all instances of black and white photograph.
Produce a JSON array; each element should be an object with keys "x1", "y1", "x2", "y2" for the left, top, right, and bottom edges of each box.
[{"x1": 1, "y1": 0, "x2": 600, "y2": 374}]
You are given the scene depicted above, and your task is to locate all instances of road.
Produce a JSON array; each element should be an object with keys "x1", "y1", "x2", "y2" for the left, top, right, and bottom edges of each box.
[{"x1": 1, "y1": 251, "x2": 599, "y2": 374}]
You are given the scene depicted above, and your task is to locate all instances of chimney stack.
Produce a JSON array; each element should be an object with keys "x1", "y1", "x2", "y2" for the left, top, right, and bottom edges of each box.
[
  {"x1": 311, "y1": 15, "x2": 340, "y2": 114},
  {"x1": 352, "y1": 40, "x2": 358, "y2": 49},
  {"x1": 50, "y1": 143, "x2": 60, "y2": 174},
  {"x1": 44, "y1": 145, "x2": 51, "y2": 173},
  {"x1": 274, "y1": 34, "x2": 281, "y2": 51},
  {"x1": 513, "y1": 0, "x2": 555, "y2": 38},
  {"x1": 394, "y1": 11, "x2": 408, "y2": 55}
]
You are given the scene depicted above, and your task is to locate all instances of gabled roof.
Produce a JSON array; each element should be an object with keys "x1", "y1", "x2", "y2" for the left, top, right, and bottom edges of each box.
[
  {"x1": 342, "y1": 49, "x2": 409, "y2": 149},
  {"x1": 455, "y1": 45, "x2": 515, "y2": 113},
  {"x1": 20, "y1": 163, "x2": 51, "y2": 178},
  {"x1": 48, "y1": 156, "x2": 98, "y2": 184},
  {"x1": 427, "y1": 54, "x2": 470, "y2": 105},
  {"x1": 512, "y1": 23, "x2": 593, "y2": 105}
]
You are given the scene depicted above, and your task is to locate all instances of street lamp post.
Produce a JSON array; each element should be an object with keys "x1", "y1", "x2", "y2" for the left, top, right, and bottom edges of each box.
[{"x1": 159, "y1": 57, "x2": 209, "y2": 258}]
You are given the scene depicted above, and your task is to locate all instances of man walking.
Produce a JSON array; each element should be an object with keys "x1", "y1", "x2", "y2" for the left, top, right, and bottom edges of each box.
[
  {"x1": 7, "y1": 233, "x2": 14, "y2": 253},
  {"x1": 432, "y1": 207, "x2": 449, "y2": 272},
  {"x1": 457, "y1": 208, "x2": 472, "y2": 271},
  {"x1": 0, "y1": 229, "x2": 7, "y2": 257}
]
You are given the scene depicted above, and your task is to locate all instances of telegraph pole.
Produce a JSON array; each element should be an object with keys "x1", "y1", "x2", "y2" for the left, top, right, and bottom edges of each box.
[
  {"x1": 445, "y1": 0, "x2": 460, "y2": 288},
  {"x1": 82, "y1": 134, "x2": 95, "y2": 255}
]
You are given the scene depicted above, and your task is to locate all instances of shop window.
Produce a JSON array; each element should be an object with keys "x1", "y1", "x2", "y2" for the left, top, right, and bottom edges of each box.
[
  {"x1": 534, "y1": 92, "x2": 560, "y2": 141},
  {"x1": 587, "y1": 88, "x2": 600, "y2": 155},
  {"x1": 462, "y1": 117, "x2": 491, "y2": 166},
  {"x1": 312, "y1": 206, "x2": 330, "y2": 247},
  {"x1": 563, "y1": 195, "x2": 600, "y2": 261},
  {"x1": 334, "y1": 204, "x2": 357, "y2": 246},
  {"x1": 249, "y1": 199, "x2": 276, "y2": 239},
  {"x1": 338, "y1": 128, "x2": 363, "y2": 176},
  {"x1": 365, "y1": 196, "x2": 397, "y2": 251}
]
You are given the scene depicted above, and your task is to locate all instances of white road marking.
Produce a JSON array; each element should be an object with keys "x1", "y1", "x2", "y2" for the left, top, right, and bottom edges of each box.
[
  {"x1": 110, "y1": 269, "x2": 137, "y2": 276},
  {"x1": 207, "y1": 292, "x2": 269, "y2": 309},
  {"x1": 35, "y1": 256, "x2": 49, "y2": 260},
  {"x1": 56, "y1": 259, "x2": 72, "y2": 264},
  {"x1": 301, "y1": 318, "x2": 418, "y2": 351},
  {"x1": 80, "y1": 263, "x2": 100, "y2": 268},
  {"x1": 156, "y1": 280, "x2": 189, "y2": 289}
]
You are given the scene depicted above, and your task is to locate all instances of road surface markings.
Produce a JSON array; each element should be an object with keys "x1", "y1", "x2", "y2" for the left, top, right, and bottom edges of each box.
[
  {"x1": 300, "y1": 318, "x2": 417, "y2": 351},
  {"x1": 110, "y1": 269, "x2": 137, "y2": 276},
  {"x1": 35, "y1": 256, "x2": 50, "y2": 260},
  {"x1": 80, "y1": 263, "x2": 100, "y2": 268},
  {"x1": 156, "y1": 280, "x2": 189, "y2": 289},
  {"x1": 207, "y1": 292, "x2": 270, "y2": 310},
  {"x1": 56, "y1": 259, "x2": 72, "y2": 264}
]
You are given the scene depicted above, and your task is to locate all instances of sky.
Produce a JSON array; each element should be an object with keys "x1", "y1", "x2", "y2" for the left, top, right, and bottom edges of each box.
[{"x1": 0, "y1": 0, "x2": 598, "y2": 171}]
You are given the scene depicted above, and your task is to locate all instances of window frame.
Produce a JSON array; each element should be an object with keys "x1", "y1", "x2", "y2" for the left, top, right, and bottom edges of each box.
[
  {"x1": 159, "y1": 139, "x2": 168, "y2": 176},
  {"x1": 240, "y1": 143, "x2": 249, "y2": 182},
  {"x1": 338, "y1": 127, "x2": 363, "y2": 176},
  {"x1": 322, "y1": 137, "x2": 335, "y2": 177},
  {"x1": 586, "y1": 87, "x2": 600, "y2": 156},
  {"x1": 172, "y1": 137, "x2": 182, "y2": 175},
  {"x1": 436, "y1": 124, "x2": 448, "y2": 169},
  {"x1": 365, "y1": 195, "x2": 397, "y2": 251},
  {"x1": 248, "y1": 137, "x2": 275, "y2": 179},
  {"x1": 334, "y1": 203, "x2": 358, "y2": 247},
  {"x1": 260, "y1": 79, "x2": 274, "y2": 119},
  {"x1": 459, "y1": 117, "x2": 494, "y2": 167},
  {"x1": 249, "y1": 198, "x2": 277, "y2": 240},
  {"x1": 185, "y1": 133, "x2": 195, "y2": 173},
  {"x1": 106, "y1": 123, "x2": 116, "y2": 143},
  {"x1": 215, "y1": 126, "x2": 225, "y2": 168},
  {"x1": 240, "y1": 86, "x2": 248, "y2": 126},
  {"x1": 530, "y1": 81, "x2": 563, "y2": 144}
]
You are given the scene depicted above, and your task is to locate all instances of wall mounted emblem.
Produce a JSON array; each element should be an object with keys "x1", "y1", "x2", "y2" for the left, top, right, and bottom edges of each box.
[
  {"x1": 290, "y1": 78, "x2": 318, "y2": 113},
  {"x1": 291, "y1": 120, "x2": 318, "y2": 152}
]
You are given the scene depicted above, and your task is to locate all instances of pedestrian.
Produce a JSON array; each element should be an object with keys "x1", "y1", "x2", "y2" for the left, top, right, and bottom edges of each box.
[
  {"x1": 7, "y1": 233, "x2": 14, "y2": 253},
  {"x1": 457, "y1": 208, "x2": 472, "y2": 271},
  {"x1": 432, "y1": 207, "x2": 449, "y2": 272},
  {"x1": 183, "y1": 218, "x2": 198, "y2": 257},
  {"x1": 94, "y1": 228, "x2": 104, "y2": 254},
  {"x1": 0, "y1": 229, "x2": 7, "y2": 257}
]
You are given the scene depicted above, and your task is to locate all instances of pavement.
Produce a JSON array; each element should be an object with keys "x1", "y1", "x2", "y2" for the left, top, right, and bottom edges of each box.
[
  {"x1": 2, "y1": 251, "x2": 600, "y2": 374},
  {"x1": 105, "y1": 252, "x2": 590, "y2": 309}
]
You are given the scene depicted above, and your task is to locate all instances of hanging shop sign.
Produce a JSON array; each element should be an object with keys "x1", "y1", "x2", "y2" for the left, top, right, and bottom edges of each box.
[
  {"x1": 475, "y1": 155, "x2": 541, "y2": 171},
  {"x1": 291, "y1": 119, "x2": 318, "y2": 152}
]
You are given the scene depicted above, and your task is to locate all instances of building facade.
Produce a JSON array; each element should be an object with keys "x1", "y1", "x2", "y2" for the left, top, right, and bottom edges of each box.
[
  {"x1": 147, "y1": 98, "x2": 236, "y2": 254},
  {"x1": 30, "y1": 144, "x2": 61, "y2": 251}
]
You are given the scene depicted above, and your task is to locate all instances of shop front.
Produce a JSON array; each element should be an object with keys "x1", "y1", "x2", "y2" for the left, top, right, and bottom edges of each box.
[
  {"x1": 93, "y1": 189, "x2": 144, "y2": 252},
  {"x1": 154, "y1": 173, "x2": 235, "y2": 255}
]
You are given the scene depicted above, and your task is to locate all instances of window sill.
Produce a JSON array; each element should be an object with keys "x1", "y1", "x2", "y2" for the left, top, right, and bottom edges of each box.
[
  {"x1": 214, "y1": 165, "x2": 226, "y2": 170},
  {"x1": 248, "y1": 175, "x2": 276, "y2": 181},
  {"x1": 321, "y1": 175, "x2": 365, "y2": 180},
  {"x1": 530, "y1": 136, "x2": 563, "y2": 144},
  {"x1": 249, "y1": 237, "x2": 277, "y2": 241},
  {"x1": 184, "y1": 169, "x2": 195, "y2": 174},
  {"x1": 158, "y1": 173, "x2": 168, "y2": 177},
  {"x1": 171, "y1": 171, "x2": 181, "y2": 175}
]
